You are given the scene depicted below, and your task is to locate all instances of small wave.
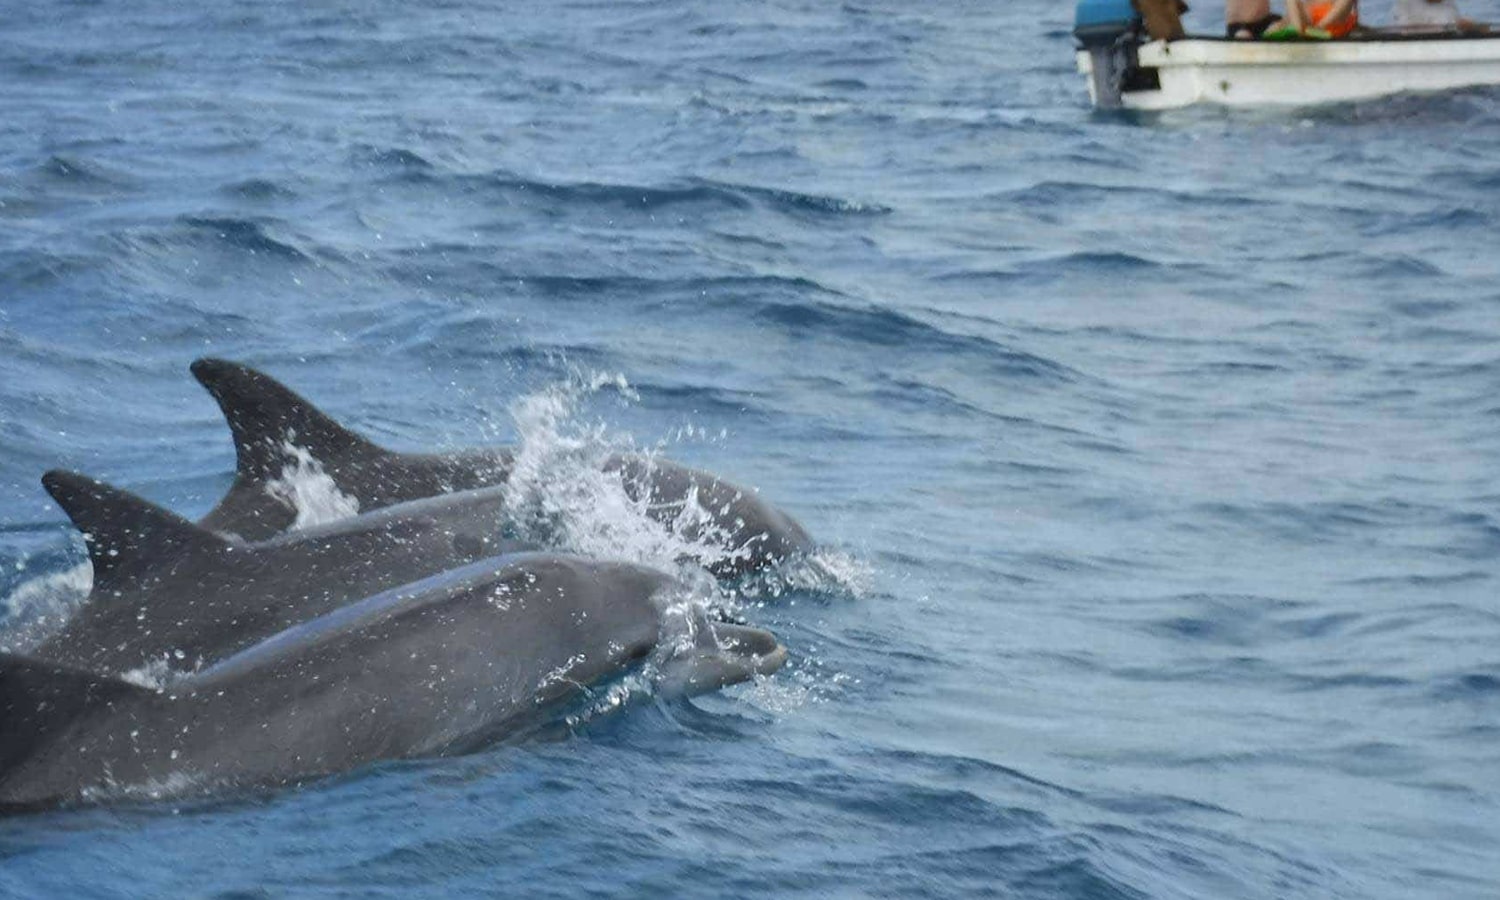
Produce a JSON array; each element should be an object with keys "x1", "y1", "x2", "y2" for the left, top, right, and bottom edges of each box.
[
  {"x1": 1298, "y1": 85, "x2": 1500, "y2": 125},
  {"x1": 626, "y1": 382, "x2": 767, "y2": 418},
  {"x1": 0, "y1": 249, "x2": 98, "y2": 289},
  {"x1": 1368, "y1": 207, "x2": 1490, "y2": 235},
  {"x1": 391, "y1": 170, "x2": 755, "y2": 214},
  {"x1": 1036, "y1": 250, "x2": 1168, "y2": 274},
  {"x1": 1015, "y1": 858, "x2": 1150, "y2": 900},
  {"x1": 349, "y1": 144, "x2": 435, "y2": 171},
  {"x1": 1430, "y1": 672, "x2": 1500, "y2": 702},
  {"x1": 1339, "y1": 571, "x2": 1490, "y2": 589},
  {"x1": 1137, "y1": 593, "x2": 1364, "y2": 648},
  {"x1": 177, "y1": 216, "x2": 316, "y2": 262},
  {"x1": 439, "y1": 341, "x2": 615, "y2": 372},
  {"x1": 749, "y1": 300, "x2": 1076, "y2": 381},
  {"x1": 376, "y1": 167, "x2": 886, "y2": 221},
  {"x1": 699, "y1": 178, "x2": 891, "y2": 216},
  {"x1": 1288, "y1": 672, "x2": 1414, "y2": 693},
  {"x1": 32, "y1": 154, "x2": 131, "y2": 188},
  {"x1": 532, "y1": 272, "x2": 839, "y2": 302},
  {"x1": 220, "y1": 178, "x2": 298, "y2": 201},
  {"x1": 814, "y1": 77, "x2": 868, "y2": 91},
  {"x1": 996, "y1": 179, "x2": 1153, "y2": 208},
  {"x1": 1347, "y1": 253, "x2": 1445, "y2": 279},
  {"x1": 867, "y1": 746, "x2": 1078, "y2": 800}
]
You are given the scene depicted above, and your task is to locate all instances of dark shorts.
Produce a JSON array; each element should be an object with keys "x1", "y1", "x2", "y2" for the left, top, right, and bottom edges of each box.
[{"x1": 1226, "y1": 13, "x2": 1281, "y2": 38}]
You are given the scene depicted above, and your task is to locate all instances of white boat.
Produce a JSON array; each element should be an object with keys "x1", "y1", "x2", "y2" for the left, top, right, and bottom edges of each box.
[{"x1": 1074, "y1": 1, "x2": 1500, "y2": 110}]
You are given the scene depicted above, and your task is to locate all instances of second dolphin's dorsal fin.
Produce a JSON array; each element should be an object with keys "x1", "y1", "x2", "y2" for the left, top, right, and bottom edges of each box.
[
  {"x1": 190, "y1": 358, "x2": 386, "y2": 484},
  {"x1": 41, "y1": 470, "x2": 230, "y2": 593}
]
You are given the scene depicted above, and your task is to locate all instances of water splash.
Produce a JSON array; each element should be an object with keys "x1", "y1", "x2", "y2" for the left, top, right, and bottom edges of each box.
[
  {"x1": 500, "y1": 370, "x2": 752, "y2": 581},
  {"x1": 265, "y1": 441, "x2": 361, "y2": 530},
  {"x1": 119, "y1": 657, "x2": 177, "y2": 690},
  {"x1": 0, "y1": 560, "x2": 93, "y2": 653},
  {"x1": 732, "y1": 670, "x2": 816, "y2": 715},
  {"x1": 498, "y1": 370, "x2": 862, "y2": 712},
  {"x1": 80, "y1": 771, "x2": 208, "y2": 807},
  {"x1": 738, "y1": 548, "x2": 873, "y2": 602},
  {"x1": 732, "y1": 657, "x2": 858, "y2": 715}
]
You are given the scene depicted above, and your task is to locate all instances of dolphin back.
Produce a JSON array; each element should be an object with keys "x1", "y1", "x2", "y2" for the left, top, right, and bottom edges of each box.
[{"x1": 0, "y1": 654, "x2": 150, "y2": 798}]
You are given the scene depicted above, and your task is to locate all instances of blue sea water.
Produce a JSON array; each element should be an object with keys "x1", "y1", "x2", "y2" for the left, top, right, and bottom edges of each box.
[{"x1": 3, "y1": 0, "x2": 1500, "y2": 896}]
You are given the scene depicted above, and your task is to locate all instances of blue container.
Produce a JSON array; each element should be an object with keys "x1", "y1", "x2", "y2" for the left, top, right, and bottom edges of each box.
[{"x1": 1075, "y1": 0, "x2": 1139, "y2": 45}]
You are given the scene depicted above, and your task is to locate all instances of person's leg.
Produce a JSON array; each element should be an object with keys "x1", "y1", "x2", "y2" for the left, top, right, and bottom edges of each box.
[
  {"x1": 1228, "y1": 14, "x2": 1277, "y2": 37},
  {"x1": 1283, "y1": 0, "x2": 1309, "y2": 29}
]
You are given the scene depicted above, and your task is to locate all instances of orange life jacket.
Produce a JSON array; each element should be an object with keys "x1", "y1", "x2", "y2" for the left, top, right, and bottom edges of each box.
[{"x1": 1305, "y1": 2, "x2": 1359, "y2": 37}]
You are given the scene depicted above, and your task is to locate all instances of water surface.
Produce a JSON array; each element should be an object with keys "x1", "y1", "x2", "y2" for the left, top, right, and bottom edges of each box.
[{"x1": 2, "y1": 1, "x2": 1499, "y2": 897}]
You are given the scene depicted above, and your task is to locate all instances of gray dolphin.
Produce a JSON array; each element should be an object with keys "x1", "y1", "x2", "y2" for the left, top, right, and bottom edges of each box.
[
  {"x1": 190, "y1": 358, "x2": 812, "y2": 576},
  {"x1": 0, "y1": 554, "x2": 786, "y2": 812},
  {"x1": 33, "y1": 470, "x2": 531, "y2": 675}
]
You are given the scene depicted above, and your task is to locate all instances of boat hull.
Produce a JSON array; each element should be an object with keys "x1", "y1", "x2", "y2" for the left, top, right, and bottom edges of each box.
[{"x1": 1077, "y1": 36, "x2": 1500, "y2": 109}]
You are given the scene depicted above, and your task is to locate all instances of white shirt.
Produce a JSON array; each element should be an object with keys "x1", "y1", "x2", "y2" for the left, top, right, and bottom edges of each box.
[{"x1": 1394, "y1": 0, "x2": 1462, "y2": 26}]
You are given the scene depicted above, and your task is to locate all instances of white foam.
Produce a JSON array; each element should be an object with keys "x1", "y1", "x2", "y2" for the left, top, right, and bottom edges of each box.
[
  {"x1": 80, "y1": 770, "x2": 207, "y2": 806},
  {"x1": 564, "y1": 671, "x2": 655, "y2": 729},
  {"x1": 500, "y1": 371, "x2": 758, "y2": 582},
  {"x1": 732, "y1": 670, "x2": 816, "y2": 714},
  {"x1": 265, "y1": 441, "x2": 361, "y2": 529},
  {"x1": 736, "y1": 548, "x2": 873, "y2": 603},
  {"x1": 0, "y1": 560, "x2": 94, "y2": 652},
  {"x1": 731, "y1": 659, "x2": 857, "y2": 715},
  {"x1": 119, "y1": 656, "x2": 180, "y2": 690},
  {"x1": 493, "y1": 371, "x2": 872, "y2": 714}
]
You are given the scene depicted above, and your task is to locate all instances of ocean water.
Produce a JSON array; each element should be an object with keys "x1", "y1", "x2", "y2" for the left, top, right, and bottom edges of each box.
[{"x1": 3, "y1": 0, "x2": 1500, "y2": 897}]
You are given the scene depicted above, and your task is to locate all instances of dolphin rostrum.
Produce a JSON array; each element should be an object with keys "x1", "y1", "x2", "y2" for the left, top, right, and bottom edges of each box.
[
  {"x1": 31, "y1": 470, "x2": 531, "y2": 675},
  {"x1": 190, "y1": 358, "x2": 812, "y2": 576},
  {"x1": 0, "y1": 554, "x2": 786, "y2": 812}
]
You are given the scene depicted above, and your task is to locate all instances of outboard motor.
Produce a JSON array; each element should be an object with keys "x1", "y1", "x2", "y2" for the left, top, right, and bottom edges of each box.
[{"x1": 1074, "y1": 0, "x2": 1144, "y2": 109}]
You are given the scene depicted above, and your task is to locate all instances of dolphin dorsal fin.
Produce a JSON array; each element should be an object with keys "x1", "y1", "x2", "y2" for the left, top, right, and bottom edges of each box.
[
  {"x1": 190, "y1": 358, "x2": 386, "y2": 484},
  {"x1": 41, "y1": 470, "x2": 229, "y2": 593},
  {"x1": 0, "y1": 653, "x2": 150, "y2": 781}
]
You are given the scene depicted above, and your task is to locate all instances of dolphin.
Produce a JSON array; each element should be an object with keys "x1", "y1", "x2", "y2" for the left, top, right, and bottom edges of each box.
[
  {"x1": 32, "y1": 470, "x2": 532, "y2": 675},
  {"x1": 189, "y1": 358, "x2": 812, "y2": 576},
  {"x1": 0, "y1": 554, "x2": 786, "y2": 812}
]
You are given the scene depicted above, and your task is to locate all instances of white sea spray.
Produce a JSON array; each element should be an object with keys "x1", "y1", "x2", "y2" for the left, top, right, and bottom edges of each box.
[
  {"x1": 265, "y1": 440, "x2": 361, "y2": 529},
  {"x1": 500, "y1": 370, "x2": 753, "y2": 582},
  {"x1": 0, "y1": 559, "x2": 93, "y2": 652}
]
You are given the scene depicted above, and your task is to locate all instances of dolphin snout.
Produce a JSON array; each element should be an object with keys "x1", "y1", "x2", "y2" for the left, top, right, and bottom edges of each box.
[
  {"x1": 654, "y1": 620, "x2": 787, "y2": 698},
  {"x1": 709, "y1": 623, "x2": 787, "y2": 675}
]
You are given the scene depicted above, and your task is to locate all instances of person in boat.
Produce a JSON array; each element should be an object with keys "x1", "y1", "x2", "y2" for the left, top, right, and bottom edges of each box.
[
  {"x1": 1226, "y1": 0, "x2": 1355, "y2": 39},
  {"x1": 1278, "y1": 0, "x2": 1359, "y2": 37},
  {"x1": 1395, "y1": 0, "x2": 1489, "y2": 32},
  {"x1": 1396, "y1": 0, "x2": 1458, "y2": 26},
  {"x1": 1226, "y1": 0, "x2": 1282, "y2": 38}
]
